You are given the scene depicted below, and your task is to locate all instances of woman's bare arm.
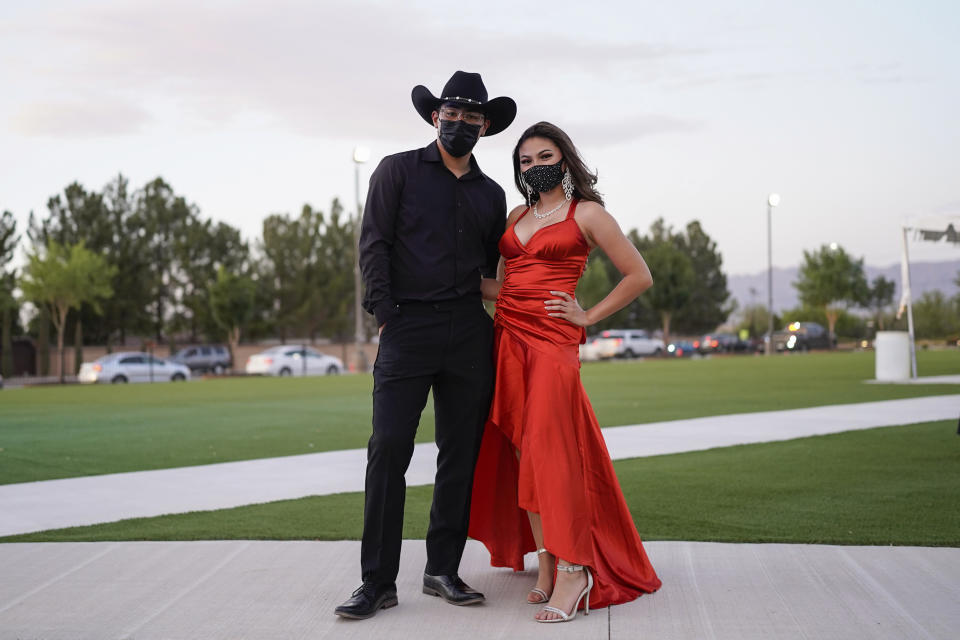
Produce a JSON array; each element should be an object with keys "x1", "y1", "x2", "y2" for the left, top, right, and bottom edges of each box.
[{"x1": 544, "y1": 202, "x2": 653, "y2": 327}]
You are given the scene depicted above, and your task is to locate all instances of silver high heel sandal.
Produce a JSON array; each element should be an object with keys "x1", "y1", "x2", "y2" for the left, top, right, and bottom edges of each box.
[
  {"x1": 535, "y1": 563, "x2": 593, "y2": 623},
  {"x1": 527, "y1": 548, "x2": 553, "y2": 605}
]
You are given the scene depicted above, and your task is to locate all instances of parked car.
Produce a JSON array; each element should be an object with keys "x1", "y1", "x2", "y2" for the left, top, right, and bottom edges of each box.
[
  {"x1": 580, "y1": 336, "x2": 600, "y2": 362},
  {"x1": 772, "y1": 322, "x2": 835, "y2": 352},
  {"x1": 591, "y1": 329, "x2": 664, "y2": 359},
  {"x1": 170, "y1": 345, "x2": 232, "y2": 374},
  {"x1": 78, "y1": 352, "x2": 191, "y2": 384},
  {"x1": 245, "y1": 345, "x2": 344, "y2": 377},
  {"x1": 696, "y1": 332, "x2": 750, "y2": 354},
  {"x1": 666, "y1": 340, "x2": 698, "y2": 358}
]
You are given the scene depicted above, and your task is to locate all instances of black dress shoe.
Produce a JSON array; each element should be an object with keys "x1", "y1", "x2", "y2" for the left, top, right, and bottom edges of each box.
[
  {"x1": 334, "y1": 583, "x2": 398, "y2": 619},
  {"x1": 422, "y1": 573, "x2": 485, "y2": 606}
]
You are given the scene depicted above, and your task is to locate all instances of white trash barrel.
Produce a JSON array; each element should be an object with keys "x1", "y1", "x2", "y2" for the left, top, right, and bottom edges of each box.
[{"x1": 875, "y1": 331, "x2": 912, "y2": 381}]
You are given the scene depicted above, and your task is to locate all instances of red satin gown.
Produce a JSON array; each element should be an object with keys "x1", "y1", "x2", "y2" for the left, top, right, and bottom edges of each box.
[{"x1": 469, "y1": 199, "x2": 661, "y2": 609}]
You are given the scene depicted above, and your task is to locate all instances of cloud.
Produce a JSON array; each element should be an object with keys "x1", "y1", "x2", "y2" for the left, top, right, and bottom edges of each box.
[
  {"x1": 563, "y1": 114, "x2": 701, "y2": 146},
  {"x1": 11, "y1": 99, "x2": 152, "y2": 137},
  {"x1": 4, "y1": 0, "x2": 704, "y2": 142},
  {"x1": 853, "y1": 62, "x2": 911, "y2": 85}
]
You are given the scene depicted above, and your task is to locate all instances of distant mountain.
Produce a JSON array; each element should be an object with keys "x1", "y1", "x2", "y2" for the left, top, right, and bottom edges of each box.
[{"x1": 727, "y1": 260, "x2": 960, "y2": 313}]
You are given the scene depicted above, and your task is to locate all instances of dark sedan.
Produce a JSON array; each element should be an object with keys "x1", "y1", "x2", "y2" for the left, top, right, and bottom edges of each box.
[
  {"x1": 696, "y1": 333, "x2": 750, "y2": 354},
  {"x1": 772, "y1": 322, "x2": 835, "y2": 352}
]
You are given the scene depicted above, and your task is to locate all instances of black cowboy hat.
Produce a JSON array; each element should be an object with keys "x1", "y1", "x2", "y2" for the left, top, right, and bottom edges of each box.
[{"x1": 412, "y1": 70, "x2": 517, "y2": 137}]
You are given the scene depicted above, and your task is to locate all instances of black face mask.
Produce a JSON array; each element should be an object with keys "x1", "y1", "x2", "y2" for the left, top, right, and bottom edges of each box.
[
  {"x1": 522, "y1": 159, "x2": 564, "y2": 193},
  {"x1": 437, "y1": 119, "x2": 481, "y2": 157}
]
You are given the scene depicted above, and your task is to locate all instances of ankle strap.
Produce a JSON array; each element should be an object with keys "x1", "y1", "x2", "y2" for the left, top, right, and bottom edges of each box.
[
  {"x1": 536, "y1": 548, "x2": 549, "y2": 556},
  {"x1": 555, "y1": 564, "x2": 584, "y2": 573}
]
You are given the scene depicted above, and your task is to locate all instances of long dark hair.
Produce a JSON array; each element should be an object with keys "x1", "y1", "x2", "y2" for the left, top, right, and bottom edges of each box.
[{"x1": 512, "y1": 121, "x2": 604, "y2": 206}]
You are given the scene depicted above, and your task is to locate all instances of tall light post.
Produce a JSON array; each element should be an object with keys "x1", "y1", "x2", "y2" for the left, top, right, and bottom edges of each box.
[
  {"x1": 765, "y1": 193, "x2": 780, "y2": 355},
  {"x1": 353, "y1": 146, "x2": 370, "y2": 372}
]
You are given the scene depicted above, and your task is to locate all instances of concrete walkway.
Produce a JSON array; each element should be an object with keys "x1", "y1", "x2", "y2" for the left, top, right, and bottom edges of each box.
[
  {"x1": 1, "y1": 394, "x2": 958, "y2": 537},
  {"x1": 867, "y1": 374, "x2": 960, "y2": 385},
  {"x1": 1, "y1": 539, "x2": 958, "y2": 639}
]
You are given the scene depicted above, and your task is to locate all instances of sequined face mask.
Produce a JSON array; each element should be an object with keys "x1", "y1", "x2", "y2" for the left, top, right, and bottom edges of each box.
[
  {"x1": 522, "y1": 159, "x2": 564, "y2": 193},
  {"x1": 437, "y1": 119, "x2": 481, "y2": 157}
]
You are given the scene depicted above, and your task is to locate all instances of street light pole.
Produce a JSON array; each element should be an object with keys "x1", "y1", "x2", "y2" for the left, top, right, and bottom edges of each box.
[
  {"x1": 353, "y1": 146, "x2": 370, "y2": 373},
  {"x1": 765, "y1": 193, "x2": 780, "y2": 355}
]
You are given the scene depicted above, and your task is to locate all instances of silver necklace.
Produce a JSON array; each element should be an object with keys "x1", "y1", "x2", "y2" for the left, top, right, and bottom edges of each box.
[{"x1": 532, "y1": 199, "x2": 566, "y2": 220}]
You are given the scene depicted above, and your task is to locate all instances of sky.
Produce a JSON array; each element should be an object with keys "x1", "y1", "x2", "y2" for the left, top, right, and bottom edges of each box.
[{"x1": 2, "y1": 0, "x2": 959, "y2": 276}]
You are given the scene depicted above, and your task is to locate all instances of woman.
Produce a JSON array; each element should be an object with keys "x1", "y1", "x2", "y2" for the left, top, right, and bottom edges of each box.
[{"x1": 469, "y1": 122, "x2": 661, "y2": 623}]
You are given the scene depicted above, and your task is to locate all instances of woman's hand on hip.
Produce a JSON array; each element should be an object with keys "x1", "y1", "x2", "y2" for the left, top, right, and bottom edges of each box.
[{"x1": 545, "y1": 291, "x2": 590, "y2": 327}]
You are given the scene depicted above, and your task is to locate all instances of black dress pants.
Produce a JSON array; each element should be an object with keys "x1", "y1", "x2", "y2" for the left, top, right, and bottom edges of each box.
[{"x1": 361, "y1": 299, "x2": 494, "y2": 586}]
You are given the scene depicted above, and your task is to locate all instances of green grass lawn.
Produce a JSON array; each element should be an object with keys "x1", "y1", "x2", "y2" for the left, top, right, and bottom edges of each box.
[
  {"x1": 1, "y1": 350, "x2": 958, "y2": 485},
  {"x1": 5, "y1": 419, "x2": 957, "y2": 545}
]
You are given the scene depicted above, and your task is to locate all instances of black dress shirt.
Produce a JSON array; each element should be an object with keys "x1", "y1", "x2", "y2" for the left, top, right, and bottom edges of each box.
[{"x1": 359, "y1": 141, "x2": 507, "y2": 326}]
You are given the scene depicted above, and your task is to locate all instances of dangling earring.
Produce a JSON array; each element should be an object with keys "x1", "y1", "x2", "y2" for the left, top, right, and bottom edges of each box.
[
  {"x1": 562, "y1": 168, "x2": 574, "y2": 201},
  {"x1": 521, "y1": 174, "x2": 533, "y2": 204}
]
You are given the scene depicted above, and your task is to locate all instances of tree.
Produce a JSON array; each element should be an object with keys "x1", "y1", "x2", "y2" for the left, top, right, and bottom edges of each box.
[
  {"x1": 639, "y1": 240, "x2": 695, "y2": 348},
  {"x1": 315, "y1": 199, "x2": 356, "y2": 348},
  {"x1": 36, "y1": 307, "x2": 50, "y2": 376},
  {"x1": 29, "y1": 176, "x2": 152, "y2": 350},
  {"x1": 136, "y1": 177, "x2": 197, "y2": 346},
  {"x1": 177, "y1": 218, "x2": 249, "y2": 343},
  {"x1": 293, "y1": 205, "x2": 333, "y2": 343},
  {"x1": 618, "y1": 219, "x2": 698, "y2": 344},
  {"x1": 210, "y1": 266, "x2": 256, "y2": 371},
  {"x1": 736, "y1": 304, "x2": 779, "y2": 339},
  {"x1": 576, "y1": 254, "x2": 613, "y2": 322},
  {"x1": 243, "y1": 257, "x2": 280, "y2": 342},
  {"x1": 671, "y1": 221, "x2": 734, "y2": 334},
  {"x1": 32, "y1": 182, "x2": 113, "y2": 358},
  {"x1": 101, "y1": 175, "x2": 153, "y2": 347},
  {"x1": 865, "y1": 275, "x2": 896, "y2": 331},
  {"x1": 954, "y1": 272, "x2": 960, "y2": 334},
  {"x1": 577, "y1": 248, "x2": 642, "y2": 331},
  {"x1": 35, "y1": 182, "x2": 113, "y2": 251},
  {"x1": 1, "y1": 211, "x2": 19, "y2": 377},
  {"x1": 259, "y1": 209, "x2": 312, "y2": 342},
  {"x1": 20, "y1": 242, "x2": 116, "y2": 383},
  {"x1": 258, "y1": 202, "x2": 353, "y2": 343},
  {"x1": 912, "y1": 290, "x2": 960, "y2": 339},
  {"x1": 793, "y1": 245, "x2": 868, "y2": 344}
]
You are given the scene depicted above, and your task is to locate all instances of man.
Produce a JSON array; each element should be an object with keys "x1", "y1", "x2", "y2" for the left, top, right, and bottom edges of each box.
[{"x1": 334, "y1": 71, "x2": 516, "y2": 619}]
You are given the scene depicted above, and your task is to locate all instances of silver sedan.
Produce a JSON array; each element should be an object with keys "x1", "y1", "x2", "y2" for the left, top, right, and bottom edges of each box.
[
  {"x1": 245, "y1": 345, "x2": 343, "y2": 377},
  {"x1": 78, "y1": 352, "x2": 191, "y2": 384}
]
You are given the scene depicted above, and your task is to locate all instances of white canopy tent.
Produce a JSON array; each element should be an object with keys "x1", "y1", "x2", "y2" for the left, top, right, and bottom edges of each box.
[{"x1": 897, "y1": 214, "x2": 960, "y2": 378}]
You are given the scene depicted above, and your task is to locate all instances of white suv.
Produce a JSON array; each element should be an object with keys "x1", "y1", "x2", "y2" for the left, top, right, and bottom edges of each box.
[{"x1": 592, "y1": 329, "x2": 664, "y2": 359}]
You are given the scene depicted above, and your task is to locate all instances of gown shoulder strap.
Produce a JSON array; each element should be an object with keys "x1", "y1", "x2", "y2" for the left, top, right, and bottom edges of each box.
[
  {"x1": 513, "y1": 205, "x2": 532, "y2": 226},
  {"x1": 565, "y1": 198, "x2": 580, "y2": 220}
]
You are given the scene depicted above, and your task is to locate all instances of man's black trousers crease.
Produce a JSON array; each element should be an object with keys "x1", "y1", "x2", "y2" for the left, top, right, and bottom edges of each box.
[{"x1": 361, "y1": 299, "x2": 494, "y2": 586}]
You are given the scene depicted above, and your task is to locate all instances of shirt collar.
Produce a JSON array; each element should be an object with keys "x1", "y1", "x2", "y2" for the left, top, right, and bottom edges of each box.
[{"x1": 422, "y1": 140, "x2": 483, "y2": 180}]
